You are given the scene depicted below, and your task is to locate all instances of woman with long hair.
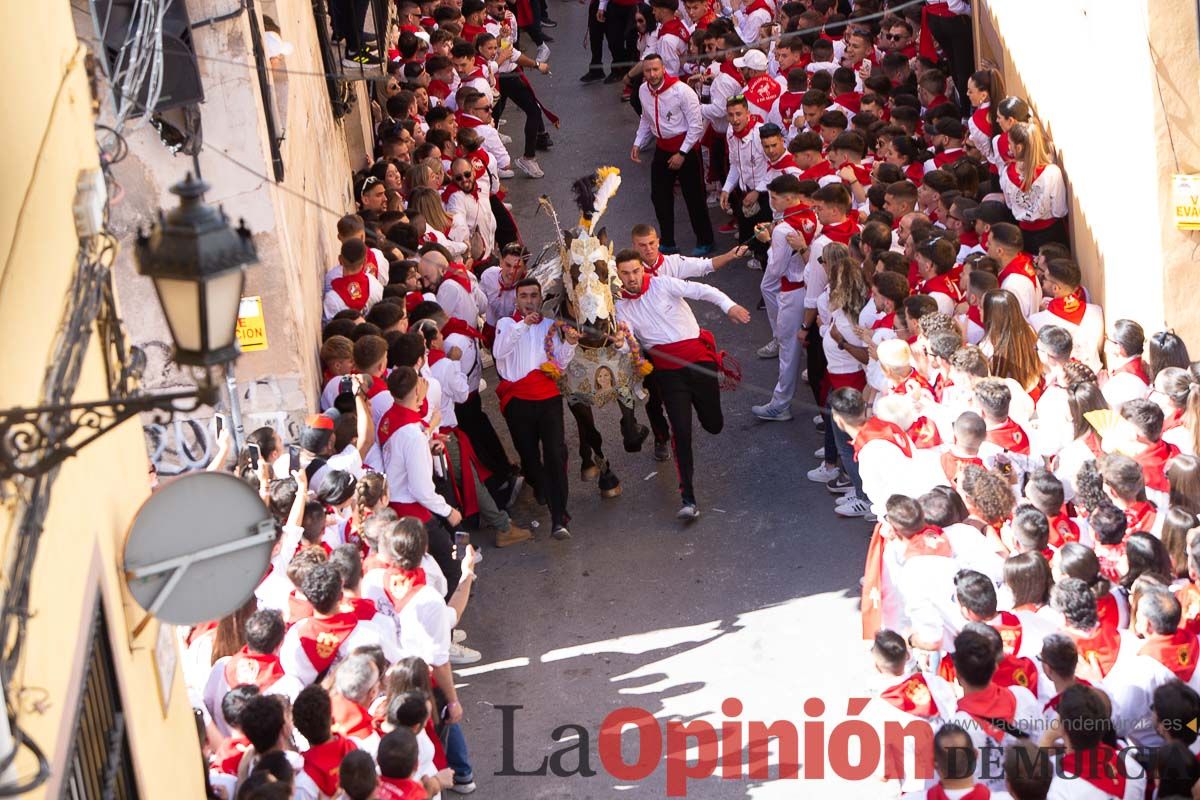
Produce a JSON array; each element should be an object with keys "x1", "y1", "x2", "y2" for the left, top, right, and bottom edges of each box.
[
  {"x1": 883, "y1": 135, "x2": 928, "y2": 183},
  {"x1": 1146, "y1": 330, "x2": 1191, "y2": 380},
  {"x1": 1121, "y1": 533, "x2": 1173, "y2": 592},
  {"x1": 991, "y1": 95, "x2": 1031, "y2": 169},
  {"x1": 1167, "y1": 454, "x2": 1200, "y2": 515},
  {"x1": 1053, "y1": 365, "x2": 1110, "y2": 496},
  {"x1": 980, "y1": 289, "x2": 1042, "y2": 393},
  {"x1": 966, "y1": 68, "x2": 1005, "y2": 168},
  {"x1": 1160, "y1": 508, "x2": 1198, "y2": 583},
  {"x1": 1000, "y1": 121, "x2": 1069, "y2": 251},
  {"x1": 406, "y1": 187, "x2": 467, "y2": 259},
  {"x1": 209, "y1": 595, "x2": 258, "y2": 665}
]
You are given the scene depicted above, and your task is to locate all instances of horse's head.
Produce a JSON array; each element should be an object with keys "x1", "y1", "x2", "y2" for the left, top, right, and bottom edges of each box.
[{"x1": 564, "y1": 229, "x2": 617, "y2": 346}]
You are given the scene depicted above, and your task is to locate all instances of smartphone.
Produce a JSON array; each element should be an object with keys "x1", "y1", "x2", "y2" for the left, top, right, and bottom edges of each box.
[
  {"x1": 339, "y1": 375, "x2": 354, "y2": 396},
  {"x1": 247, "y1": 442, "x2": 261, "y2": 470},
  {"x1": 215, "y1": 414, "x2": 225, "y2": 437},
  {"x1": 454, "y1": 531, "x2": 470, "y2": 559}
]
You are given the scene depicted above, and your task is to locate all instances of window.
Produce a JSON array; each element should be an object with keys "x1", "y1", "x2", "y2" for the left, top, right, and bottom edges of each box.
[{"x1": 61, "y1": 600, "x2": 139, "y2": 800}]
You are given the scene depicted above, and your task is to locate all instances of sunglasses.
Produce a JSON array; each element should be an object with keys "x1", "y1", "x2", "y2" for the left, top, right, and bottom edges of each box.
[
  {"x1": 363, "y1": 176, "x2": 382, "y2": 188},
  {"x1": 882, "y1": 32, "x2": 905, "y2": 40},
  {"x1": 452, "y1": 172, "x2": 474, "y2": 181},
  {"x1": 474, "y1": 105, "x2": 493, "y2": 113}
]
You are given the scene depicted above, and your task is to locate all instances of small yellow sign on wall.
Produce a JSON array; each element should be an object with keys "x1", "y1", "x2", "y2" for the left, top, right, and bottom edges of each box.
[
  {"x1": 1173, "y1": 174, "x2": 1200, "y2": 231},
  {"x1": 236, "y1": 296, "x2": 268, "y2": 352}
]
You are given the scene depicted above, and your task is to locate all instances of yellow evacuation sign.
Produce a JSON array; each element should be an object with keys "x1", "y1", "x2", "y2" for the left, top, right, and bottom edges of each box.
[
  {"x1": 236, "y1": 296, "x2": 268, "y2": 352},
  {"x1": 1173, "y1": 174, "x2": 1200, "y2": 230}
]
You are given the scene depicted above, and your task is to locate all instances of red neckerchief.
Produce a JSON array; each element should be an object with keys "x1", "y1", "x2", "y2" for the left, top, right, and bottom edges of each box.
[
  {"x1": 330, "y1": 269, "x2": 370, "y2": 310},
  {"x1": 695, "y1": 9, "x2": 718, "y2": 28},
  {"x1": 959, "y1": 229, "x2": 980, "y2": 247},
  {"x1": 1006, "y1": 161, "x2": 1047, "y2": 192},
  {"x1": 731, "y1": 115, "x2": 763, "y2": 140},
  {"x1": 1134, "y1": 437, "x2": 1178, "y2": 493},
  {"x1": 383, "y1": 567, "x2": 427, "y2": 611},
  {"x1": 442, "y1": 316, "x2": 484, "y2": 340},
  {"x1": 768, "y1": 153, "x2": 798, "y2": 173},
  {"x1": 941, "y1": 450, "x2": 983, "y2": 482},
  {"x1": 870, "y1": 311, "x2": 895, "y2": 331},
  {"x1": 427, "y1": 347, "x2": 446, "y2": 366},
  {"x1": 363, "y1": 246, "x2": 381, "y2": 280},
  {"x1": 1164, "y1": 407, "x2": 1186, "y2": 432},
  {"x1": 990, "y1": 611, "x2": 1024, "y2": 656},
  {"x1": 647, "y1": 74, "x2": 680, "y2": 97},
  {"x1": 1113, "y1": 356, "x2": 1150, "y2": 384},
  {"x1": 718, "y1": 58, "x2": 744, "y2": 85},
  {"x1": 745, "y1": 74, "x2": 782, "y2": 111},
  {"x1": 852, "y1": 417, "x2": 913, "y2": 460},
  {"x1": 185, "y1": 620, "x2": 217, "y2": 647},
  {"x1": 1043, "y1": 678, "x2": 1093, "y2": 713},
  {"x1": 643, "y1": 253, "x2": 666, "y2": 277},
  {"x1": 889, "y1": 369, "x2": 933, "y2": 397},
  {"x1": 375, "y1": 776, "x2": 429, "y2": 800},
  {"x1": 287, "y1": 590, "x2": 314, "y2": 625},
  {"x1": 1047, "y1": 510, "x2": 1081, "y2": 548},
  {"x1": 781, "y1": 202, "x2": 817, "y2": 243},
  {"x1": 461, "y1": 22, "x2": 487, "y2": 40},
  {"x1": 376, "y1": 403, "x2": 427, "y2": 447},
  {"x1": 998, "y1": 253, "x2": 1038, "y2": 290},
  {"x1": 798, "y1": 159, "x2": 835, "y2": 182},
  {"x1": 879, "y1": 672, "x2": 938, "y2": 718},
  {"x1": 658, "y1": 17, "x2": 690, "y2": 44},
  {"x1": 1125, "y1": 499, "x2": 1158, "y2": 534},
  {"x1": 497, "y1": 269, "x2": 524, "y2": 292},
  {"x1": 297, "y1": 611, "x2": 359, "y2": 672},
  {"x1": 442, "y1": 178, "x2": 479, "y2": 203},
  {"x1": 620, "y1": 273, "x2": 652, "y2": 300},
  {"x1": 743, "y1": 0, "x2": 772, "y2": 15},
  {"x1": 1047, "y1": 287, "x2": 1087, "y2": 325},
  {"x1": 1070, "y1": 624, "x2": 1122, "y2": 678},
  {"x1": 1097, "y1": 592, "x2": 1120, "y2": 631},
  {"x1": 986, "y1": 417, "x2": 1031, "y2": 455},
  {"x1": 966, "y1": 304, "x2": 984, "y2": 329},
  {"x1": 344, "y1": 596, "x2": 377, "y2": 621},
  {"x1": 902, "y1": 525, "x2": 952, "y2": 559},
  {"x1": 365, "y1": 374, "x2": 389, "y2": 399},
  {"x1": 301, "y1": 735, "x2": 359, "y2": 797},
  {"x1": 223, "y1": 647, "x2": 286, "y2": 691},
  {"x1": 919, "y1": 271, "x2": 963, "y2": 304},
  {"x1": 933, "y1": 147, "x2": 965, "y2": 169},
  {"x1": 907, "y1": 416, "x2": 942, "y2": 449},
  {"x1": 927, "y1": 93, "x2": 950, "y2": 110},
  {"x1": 995, "y1": 653, "x2": 1040, "y2": 696},
  {"x1": 835, "y1": 160, "x2": 871, "y2": 185},
  {"x1": 832, "y1": 91, "x2": 861, "y2": 113},
  {"x1": 956, "y1": 683, "x2": 1017, "y2": 742},
  {"x1": 427, "y1": 78, "x2": 452, "y2": 101},
  {"x1": 1059, "y1": 745, "x2": 1126, "y2": 796},
  {"x1": 971, "y1": 103, "x2": 992, "y2": 137},
  {"x1": 819, "y1": 215, "x2": 860, "y2": 244},
  {"x1": 331, "y1": 692, "x2": 380, "y2": 740},
  {"x1": 928, "y1": 784, "x2": 989, "y2": 800},
  {"x1": 1139, "y1": 630, "x2": 1200, "y2": 681},
  {"x1": 215, "y1": 734, "x2": 251, "y2": 775}
]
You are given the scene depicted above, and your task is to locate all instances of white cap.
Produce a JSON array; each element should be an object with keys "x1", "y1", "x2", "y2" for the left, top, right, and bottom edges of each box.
[
  {"x1": 876, "y1": 338, "x2": 912, "y2": 369},
  {"x1": 732, "y1": 49, "x2": 769, "y2": 72}
]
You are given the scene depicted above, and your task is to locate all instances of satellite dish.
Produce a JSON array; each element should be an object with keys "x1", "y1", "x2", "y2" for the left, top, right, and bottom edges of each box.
[{"x1": 124, "y1": 471, "x2": 275, "y2": 632}]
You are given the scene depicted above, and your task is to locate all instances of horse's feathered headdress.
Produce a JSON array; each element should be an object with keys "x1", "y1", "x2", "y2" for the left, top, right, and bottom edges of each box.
[{"x1": 571, "y1": 167, "x2": 621, "y2": 233}]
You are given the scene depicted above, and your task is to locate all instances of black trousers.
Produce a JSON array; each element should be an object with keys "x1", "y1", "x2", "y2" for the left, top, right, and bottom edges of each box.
[
  {"x1": 497, "y1": 73, "x2": 544, "y2": 159},
  {"x1": 1020, "y1": 218, "x2": 1070, "y2": 253},
  {"x1": 455, "y1": 391, "x2": 512, "y2": 477},
  {"x1": 651, "y1": 147, "x2": 714, "y2": 249},
  {"x1": 651, "y1": 362, "x2": 723, "y2": 504},
  {"x1": 927, "y1": 13, "x2": 975, "y2": 115},
  {"x1": 604, "y1": 3, "x2": 636, "y2": 71},
  {"x1": 329, "y1": 0, "x2": 370, "y2": 50},
  {"x1": 426, "y1": 515, "x2": 461, "y2": 598},
  {"x1": 805, "y1": 321, "x2": 826, "y2": 403},
  {"x1": 731, "y1": 187, "x2": 771, "y2": 264},
  {"x1": 645, "y1": 378, "x2": 671, "y2": 445},
  {"x1": 490, "y1": 194, "x2": 520, "y2": 251},
  {"x1": 503, "y1": 396, "x2": 570, "y2": 527}
]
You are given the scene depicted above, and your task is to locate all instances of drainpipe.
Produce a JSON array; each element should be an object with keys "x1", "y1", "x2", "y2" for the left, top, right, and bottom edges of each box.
[{"x1": 245, "y1": 0, "x2": 285, "y2": 181}]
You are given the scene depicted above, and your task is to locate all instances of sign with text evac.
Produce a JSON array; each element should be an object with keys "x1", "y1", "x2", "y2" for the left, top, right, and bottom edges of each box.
[
  {"x1": 236, "y1": 296, "x2": 268, "y2": 352},
  {"x1": 1172, "y1": 174, "x2": 1200, "y2": 231}
]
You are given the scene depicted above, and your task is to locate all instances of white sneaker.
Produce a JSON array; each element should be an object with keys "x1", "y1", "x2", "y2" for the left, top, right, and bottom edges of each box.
[
  {"x1": 756, "y1": 339, "x2": 779, "y2": 358},
  {"x1": 801, "y1": 369, "x2": 809, "y2": 381},
  {"x1": 535, "y1": 43, "x2": 551, "y2": 63},
  {"x1": 812, "y1": 414, "x2": 823, "y2": 425},
  {"x1": 453, "y1": 628, "x2": 467, "y2": 644},
  {"x1": 707, "y1": 191, "x2": 720, "y2": 207},
  {"x1": 751, "y1": 402, "x2": 792, "y2": 421},
  {"x1": 806, "y1": 463, "x2": 840, "y2": 483},
  {"x1": 746, "y1": 257, "x2": 763, "y2": 271},
  {"x1": 835, "y1": 496, "x2": 872, "y2": 518},
  {"x1": 515, "y1": 156, "x2": 544, "y2": 178},
  {"x1": 813, "y1": 446, "x2": 825, "y2": 459},
  {"x1": 677, "y1": 502, "x2": 700, "y2": 521},
  {"x1": 499, "y1": 132, "x2": 513, "y2": 144},
  {"x1": 449, "y1": 642, "x2": 482, "y2": 665},
  {"x1": 498, "y1": 168, "x2": 515, "y2": 179}
]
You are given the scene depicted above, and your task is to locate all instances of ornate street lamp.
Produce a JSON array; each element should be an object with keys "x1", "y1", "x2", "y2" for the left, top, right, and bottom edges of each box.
[{"x1": 0, "y1": 174, "x2": 257, "y2": 479}]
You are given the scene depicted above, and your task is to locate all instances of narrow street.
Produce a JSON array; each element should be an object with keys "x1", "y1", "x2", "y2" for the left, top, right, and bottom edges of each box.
[{"x1": 458, "y1": 5, "x2": 876, "y2": 796}]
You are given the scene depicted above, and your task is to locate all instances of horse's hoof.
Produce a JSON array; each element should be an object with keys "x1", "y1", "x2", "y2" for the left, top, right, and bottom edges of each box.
[
  {"x1": 623, "y1": 424, "x2": 650, "y2": 453},
  {"x1": 581, "y1": 465, "x2": 600, "y2": 481},
  {"x1": 601, "y1": 485, "x2": 622, "y2": 499}
]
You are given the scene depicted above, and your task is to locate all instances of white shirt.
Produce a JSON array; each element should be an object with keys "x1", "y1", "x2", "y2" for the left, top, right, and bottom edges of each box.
[
  {"x1": 278, "y1": 616, "x2": 384, "y2": 686},
  {"x1": 1000, "y1": 163, "x2": 1068, "y2": 223},
  {"x1": 634, "y1": 79, "x2": 704, "y2": 154},
  {"x1": 379, "y1": 414, "x2": 454, "y2": 518},
  {"x1": 999, "y1": 269, "x2": 1042, "y2": 320},
  {"x1": 492, "y1": 316, "x2": 578, "y2": 381},
  {"x1": 322, "y1": 272, "x2": 384, "y2": 322},
  {"x1": 436, "y1": 274, "x2": 485, "y2": 327},
  {"x1": 444, "y1": 330, "x2": 483, "y2": 394},
  {"x1": 1029, "y1": 303, "x2": 1104, "y2": 373},
  {"x1": 647, "y1": 252, "x2": 714, "y2": 280},
  {"x1": 323, "y1": 247, "x2": 389, "y2": 291},
  {"x1": 647, "y1": 26, "x2": 688, "y2": 76},
  {"x1": 361, "y1": 576, "x2": 456, "y2": 667},
  {"x1": 947, "y1": 684, "x2": 1043, "y2": 792},
  {"x1": 1101, "y1": 357, "x2": 1150, "y2": 411},
  {"x1": 699, "y1": 68, "x2": 744, "y2": 134},
  {"x1": 1046, "y1": 747, "x2": 1146, "y2": 800},
  {"x1": 856, "y1": 433, "x2": 944, "y2": 514},
  {"x1": 446, "y1": 187, "x2": 498, "y2": 261},
  {"x1": 722, "y1": 120, "x2": 770, "y2": 193},
  {"x1": 202, "y1": 655, "x2": 304, "y2": 736},
  {"x1": 614, "y1": 275, "x2": 736, "y2": 347},
  {"x1": 429, "y1": 354, "x2": 469, "y2": 428},
  {"x1": 480, "y1": 266, "x2": 518, "y2": 325}
]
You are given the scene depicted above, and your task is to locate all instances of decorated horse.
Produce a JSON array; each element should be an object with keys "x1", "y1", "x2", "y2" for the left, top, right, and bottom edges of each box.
[{"x1": 526, "y1": 167, "x2": 651, "y2": 498}]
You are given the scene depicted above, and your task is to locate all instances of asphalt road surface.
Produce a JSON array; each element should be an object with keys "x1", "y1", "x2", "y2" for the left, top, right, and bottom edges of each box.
[{"x1": 457, "y1": 6, "x2": 880, "y2": 796}]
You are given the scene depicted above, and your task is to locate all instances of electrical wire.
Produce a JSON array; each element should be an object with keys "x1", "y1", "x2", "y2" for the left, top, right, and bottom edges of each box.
[{"x1": 199, "y1": 141, "x2": 349, "y2": 218}]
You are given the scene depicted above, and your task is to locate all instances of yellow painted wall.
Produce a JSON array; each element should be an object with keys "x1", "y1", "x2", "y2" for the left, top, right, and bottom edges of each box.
[
  {"x1": 977, "y1": 0, "x2": 1200, "y2": 345},
  {"x1": 0, "y1": 1, "x2": 205, "y2": 796}
]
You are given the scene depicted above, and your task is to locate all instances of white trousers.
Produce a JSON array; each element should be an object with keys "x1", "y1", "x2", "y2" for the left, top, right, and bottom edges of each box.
[{"x1": 771, "y1": 287, "x2": 807, "y2": 405}]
